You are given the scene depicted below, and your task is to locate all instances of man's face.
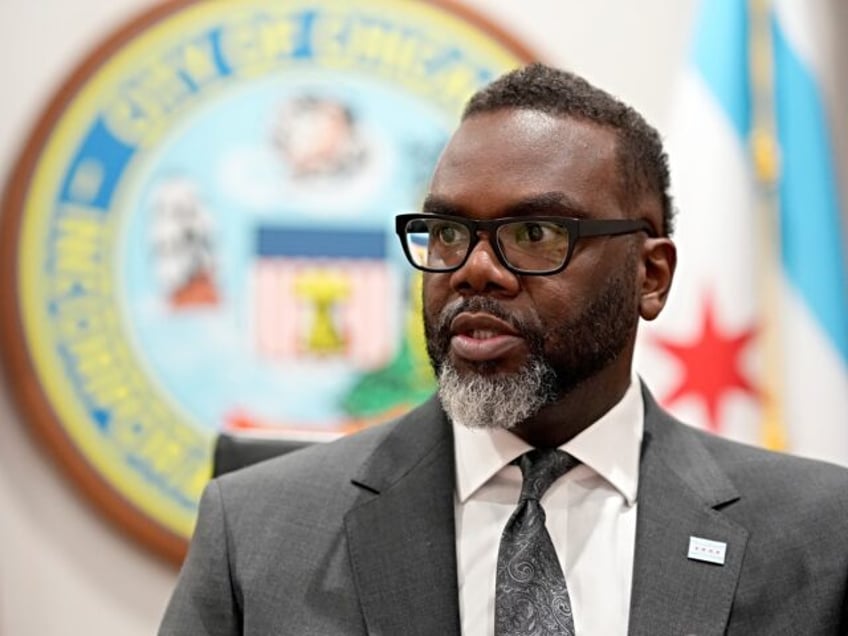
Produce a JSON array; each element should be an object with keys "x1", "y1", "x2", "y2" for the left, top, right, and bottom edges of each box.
[{"x1": 422, "y1": 109, "x2": 645, "y2": 430}]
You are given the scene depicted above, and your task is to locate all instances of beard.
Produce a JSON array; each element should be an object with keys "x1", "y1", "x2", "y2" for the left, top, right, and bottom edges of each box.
[
  {"x1": 435, "y1": 352, "x2": 559, "y2": 432},
  {"x1": 424, "y1": 263, "x2": 638, "y2": 431}
]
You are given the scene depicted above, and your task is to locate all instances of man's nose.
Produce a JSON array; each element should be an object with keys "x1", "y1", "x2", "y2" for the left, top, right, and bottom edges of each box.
[{"x1": 449, "y1": 238, "x2": 520, "y2": 296}]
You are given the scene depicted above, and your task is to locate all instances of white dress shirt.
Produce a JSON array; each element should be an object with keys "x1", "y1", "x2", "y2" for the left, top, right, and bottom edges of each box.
[{"x1": 453, "y1": 376, "x2": 644, "y2": 635}]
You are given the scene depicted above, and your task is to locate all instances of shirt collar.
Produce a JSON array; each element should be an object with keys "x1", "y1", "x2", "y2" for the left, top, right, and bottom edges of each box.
[{"x1": 453, "y1": 374, "x2": 644, "y2": 506}]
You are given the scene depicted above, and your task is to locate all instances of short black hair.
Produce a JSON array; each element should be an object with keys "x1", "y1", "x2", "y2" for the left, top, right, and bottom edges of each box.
[{"x1": 463, "y1": 63, "x2": 674, "y2": 235}]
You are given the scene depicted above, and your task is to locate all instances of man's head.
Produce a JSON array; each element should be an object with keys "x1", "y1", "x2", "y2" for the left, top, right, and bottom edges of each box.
[
  {"x1": 414, "y1": 63, "x2": 676, "y2": 440},
  {"x1": 463, "y1": 63, "x2": 674, "y2": 235}
]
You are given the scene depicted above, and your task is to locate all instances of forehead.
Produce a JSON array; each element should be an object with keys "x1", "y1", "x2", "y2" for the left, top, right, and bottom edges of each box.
[{"x1": 429, "y1": 109, "x2": 622, "y2": 218}]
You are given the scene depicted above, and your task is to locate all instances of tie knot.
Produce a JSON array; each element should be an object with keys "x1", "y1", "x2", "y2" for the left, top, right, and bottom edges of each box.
[{"x1": 515, "y1": 449, "x2": 579, "y2": 501}]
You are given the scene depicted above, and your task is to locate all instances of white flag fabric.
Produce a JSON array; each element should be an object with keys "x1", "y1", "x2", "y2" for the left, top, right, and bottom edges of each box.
[{"x1": 635, "y1": 0, "x2": 848, "y2": 465}]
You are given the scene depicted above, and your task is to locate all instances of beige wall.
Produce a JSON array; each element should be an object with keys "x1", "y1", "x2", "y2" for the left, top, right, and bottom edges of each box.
[{"x1": 0, "y1": 2, "x2": 699, "y2": 634}]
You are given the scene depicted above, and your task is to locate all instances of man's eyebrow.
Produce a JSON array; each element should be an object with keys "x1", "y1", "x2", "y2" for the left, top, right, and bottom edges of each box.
[
  {"x1": 421, "y1": 192, "x2": 591, "y2": 218},
  {"x1": 502, "y1": 192, "x2": 591, "y2": 218},
  {"x1": 421, "y1": 195, "x2": 464, "y2": 216}
]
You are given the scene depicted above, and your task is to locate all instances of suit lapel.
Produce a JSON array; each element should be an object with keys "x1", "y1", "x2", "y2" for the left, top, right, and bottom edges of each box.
[
  {"x1": 629, "y1": 387, "x2": 749, "y2": 635},
  {"x1": 344, "y1": 397, "x2": 461, "y2": 636},
  {"x1": 343, "y1": 387, "x2": 750, "y2": 635}
]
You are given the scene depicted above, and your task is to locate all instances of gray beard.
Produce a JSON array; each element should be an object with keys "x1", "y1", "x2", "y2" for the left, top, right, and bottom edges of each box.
[{"x1": 437, "y1": 355, "x2": 558, "y2": 430}]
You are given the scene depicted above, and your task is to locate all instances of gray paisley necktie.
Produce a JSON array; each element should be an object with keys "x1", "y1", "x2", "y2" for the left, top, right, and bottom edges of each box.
[{"x1": 495, "y1": 448, "x2": 580, "y2": 636}]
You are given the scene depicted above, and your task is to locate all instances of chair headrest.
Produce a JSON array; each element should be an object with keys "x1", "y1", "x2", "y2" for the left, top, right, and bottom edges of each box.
[{"x1": 212, "y1": 433, "x2": 314, "y2": 477}]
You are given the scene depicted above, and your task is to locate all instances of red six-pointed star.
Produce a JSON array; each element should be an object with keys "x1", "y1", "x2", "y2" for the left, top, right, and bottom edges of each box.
[{"x1": 652, "y1": 294, "x2": 760, "y2": 432}]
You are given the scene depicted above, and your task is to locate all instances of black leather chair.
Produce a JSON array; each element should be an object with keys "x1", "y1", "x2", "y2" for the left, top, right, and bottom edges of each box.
[{"x1": 212, "y1": 432, "x2": 315, "y2": 477}]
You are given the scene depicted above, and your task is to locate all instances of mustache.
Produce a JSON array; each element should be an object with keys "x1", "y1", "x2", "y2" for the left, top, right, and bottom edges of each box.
[
  {"x1": 432, "y1": 296, "x2": 538, "y2": 338},
  {"x1": 425, "y1": 295, "x2": 547, "y2": 377}
]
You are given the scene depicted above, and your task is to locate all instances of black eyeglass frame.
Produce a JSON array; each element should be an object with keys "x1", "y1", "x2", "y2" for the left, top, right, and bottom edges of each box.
[{"x1": 395, "y1": 213, "x2": 657, "y2": 276}]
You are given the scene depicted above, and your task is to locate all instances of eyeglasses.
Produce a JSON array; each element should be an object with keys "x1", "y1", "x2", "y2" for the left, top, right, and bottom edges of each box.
[{"x1": 395, "y1": 213, "x2": 656, "y2": 276}]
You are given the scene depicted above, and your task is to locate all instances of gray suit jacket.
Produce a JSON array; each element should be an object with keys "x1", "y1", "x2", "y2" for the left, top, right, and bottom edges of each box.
[{"x1": 160, "y1": 387, "x2": 848, "y2": 635}]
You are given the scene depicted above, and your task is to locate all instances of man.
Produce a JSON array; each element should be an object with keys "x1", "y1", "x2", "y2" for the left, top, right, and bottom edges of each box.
[{"x1": 160, "y1": 64, "x2": 848, "y2": 635}]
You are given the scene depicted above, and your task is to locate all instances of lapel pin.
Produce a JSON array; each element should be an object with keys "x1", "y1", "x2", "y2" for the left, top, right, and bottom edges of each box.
[{"x1": 687, "y1": 536, "x2": 727, "y2": 565}]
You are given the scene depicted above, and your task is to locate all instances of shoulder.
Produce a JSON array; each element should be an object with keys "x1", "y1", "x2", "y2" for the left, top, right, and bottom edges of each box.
[
  {"x1": 692, "y1": 425, "x2": 848, "y2": 506},
  {"x1": 213, "y1": 417, "x2": 395, "y2": 508},
  {"x1": 648, "y1": 403, "x2": 848, "y2": 526},
  {"x1": 210, "y1": 394, "x2": 449, "y2": 519},
  {"x1": 642, "y1": 382, "x2": 848, "y2": 505},
  {"x1": 192, "y1": 396, "x2": 449, "y2": 582}
]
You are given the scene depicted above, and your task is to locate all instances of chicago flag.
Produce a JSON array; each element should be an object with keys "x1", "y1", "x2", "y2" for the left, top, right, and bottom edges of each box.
[{"x1": 635, "y1": 0, "x2": 848, "y2": 465}]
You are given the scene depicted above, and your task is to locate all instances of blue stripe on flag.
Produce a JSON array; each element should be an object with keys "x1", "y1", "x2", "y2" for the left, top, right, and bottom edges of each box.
[
  {"x1": 772, "y1": 16, "x2": 848, "y2": 362},
  {"x1": 692, "y1": 0, "x2": 751, "y2": 137}
]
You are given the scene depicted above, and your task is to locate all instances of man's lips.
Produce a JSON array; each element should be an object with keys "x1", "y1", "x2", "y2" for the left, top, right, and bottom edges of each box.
[{"x1": 449, "y1": 312, "x2": 525, "y2": 362}]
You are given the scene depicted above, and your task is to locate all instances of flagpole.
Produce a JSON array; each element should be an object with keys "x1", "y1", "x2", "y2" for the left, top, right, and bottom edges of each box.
[{"x1": 748, "y1": 0, "x2": 786, "y2": 451}]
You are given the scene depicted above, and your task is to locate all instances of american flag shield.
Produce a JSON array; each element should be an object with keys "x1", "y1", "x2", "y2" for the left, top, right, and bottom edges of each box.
[{"x1": 253, "y1": 226, "x2": 396, "y2": 370}]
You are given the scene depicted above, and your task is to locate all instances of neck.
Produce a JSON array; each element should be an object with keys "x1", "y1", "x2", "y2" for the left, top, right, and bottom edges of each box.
[{"x1": 511, "y1": 364, "x2": 633, "y2": 448}]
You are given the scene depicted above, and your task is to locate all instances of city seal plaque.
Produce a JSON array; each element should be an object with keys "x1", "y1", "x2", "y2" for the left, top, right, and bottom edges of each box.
[{"x1": 0, "y1": 0, "x2": 537, "y2": 561}]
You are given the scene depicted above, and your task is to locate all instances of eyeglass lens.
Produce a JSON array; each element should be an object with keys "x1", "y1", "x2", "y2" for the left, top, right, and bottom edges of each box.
[{"x1": 403, "y1": 218, "x2": 571, "y2": 272}]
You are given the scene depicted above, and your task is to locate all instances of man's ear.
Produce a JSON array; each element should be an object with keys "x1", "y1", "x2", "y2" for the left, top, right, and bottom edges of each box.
[{"x1": 639, "y1": 237, "x2": 676, "y2": 320}]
